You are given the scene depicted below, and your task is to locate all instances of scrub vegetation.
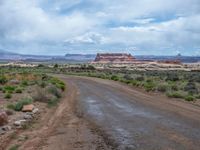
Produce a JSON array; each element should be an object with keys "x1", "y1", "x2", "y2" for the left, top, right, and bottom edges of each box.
[
  {"x1": 0, "y1": 64, "x2": 199, "y2": 103},
  {"x1": 64, "y1": 64, "x2": 200, "y2": 102}
]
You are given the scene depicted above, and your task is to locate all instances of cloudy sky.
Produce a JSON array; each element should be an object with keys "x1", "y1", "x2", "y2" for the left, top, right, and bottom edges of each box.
[{"x1": 0, "y1": 0, "x2": 200, "y2": 55}]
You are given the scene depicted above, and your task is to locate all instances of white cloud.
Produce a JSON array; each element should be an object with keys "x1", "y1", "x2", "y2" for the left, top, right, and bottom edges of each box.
[
  {"x1": 65, "y1": 32, "x2": 108, "y2": 44},
  {"x1": 0, "y1": 0, "x2": 95, "y2": 42},
  {"x1": 0, "y1": 0, "x2": 200, "y2": 55}
]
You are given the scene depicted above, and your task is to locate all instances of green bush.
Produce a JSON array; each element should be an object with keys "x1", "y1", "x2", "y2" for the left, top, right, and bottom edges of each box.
[
  {"x1": 15, "y1": 88, "x2": 22, "y2": 93},
  {"x1": 136, "y1": 76, "x2": 145, "y2": 81},
  {"x1": 54, "y1": 64, "x2": 58, "y2": 68},
  {"x1": 111, "y1": 75, "x2": 119, "y2": 81},
  {"x1": 49, "y1": 77, "x2": 65, "y2": 91},
  {"x1": 7, "y1": 103, "x2": 15, "y2": 110},
  {"x1": 14, "y1": 98, "x2": 33, "y2": 111},
  {"x1": 184, "y1": 95, "x2": 195, "y2": 101},
  {"x1": 48, "y1": 97, "x2": 59, "y2": 107},
  {"x1": 38, "y1": 81, "x2": 47, "y2": 88},
  {"x1": 131, "y1": 80, "x2": 141, "y2": 87},
  {"x1": 157, "y1": 84, "x2": 168, "y2": 92},
  {"x1": 166, "y1": 73, "x2": 179, "y2": 81},
  {"x1": 56, "y1": 83, "x2": 65, "y2": 91},
  {"x1": 184, "y1": 82, "x2": 198, "y2": 94},
  {"x1": 3, "y1": 85, "x2": 16, "y2": 93},
  {"x1": 123, "y1": 74, "x2": 133, "y2": 80},
  {"x1": 0, "y1": 75, "x2": 7, "y2": 84},
  {"x1": 166, "y1": 92, "x2": 184, "y2": 98},
  {"x1": 21, "y1": 80, "x2": 28, "y2": 86},
  {"x1": 32, "y1": 87, "x2": 49, "y2": 102},
  {"x1": 195, "y1": 95, "x2": 200, "y2": 99},
  {"x1": 120, "y1": 79, "x2": 131, "y2": 84},
  {"x1": 4, "y1": 93, "x2": 12, "y2": 99},
  {"x1": 143, "y1": 82, "x2": 155, "y2": 92},
  {"x1": 48, "y1": 85, "x2": 62, "y2": 98},
  {"x1": 170, "y1": 84, "x2": 178, "y2": 91},
  {"x1": 9, "y1": 144, "x2": 20, "y2": 150}
]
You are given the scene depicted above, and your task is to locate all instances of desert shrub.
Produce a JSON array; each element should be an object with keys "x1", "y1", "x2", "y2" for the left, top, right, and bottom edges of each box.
[
  {"x1": 32, "y1": 87, "x2": 49, "y2": 103},
  {"x1": 184, "y1": 95, "x2": 195, "y2": 101},
  {"x1": 41, "y1": 74, "x2": 49, "y2": 80},
  {"x1": 136, "y1": 76, "x2": 145, "y2": 81},
  {"x1": 123, "y1": 74, "x2": 133, "y2": 80},
  {"x1": 87, "y1": 65, "x2": 96, "y2": 70},
  {"x1": 157, "y1": 84, "x2": 168, "y2": 92},
  {"x1": 166, "y1": 73, "x2": 179, "y2": 81},
  {"x1": 48, "y1": 97, "x2": 59, "y2": 107},
  {"x1": 184, "y1": 82, "x2": 198, "y2": 94},
  {"x1": 49, "y1": 77, "x2": 65, "y2": 91},
  {"x1": 2, "y1": 89, "x2": 6, "y2": 93},
  {"x1": 166, "y1": 91, "x2": 184, "y2": 98},
  {"x1": 48, "y1": 85, "x2": 62, "y2": 98},
  {"x1": 0, "y1": 75, "x2": 7, "y2": 84},
  {"x1": 21, "y1": 80, "x2": 28, "y2": 86},
  {"x1": 7, "y1": 103, "x2": 15, "y2": 110},
  {"x1": 120, "y1": 79, "x2": 131, "y2": 84},
  {"x1": 170, "y1": 84, "x2": 179, "y2": 91},
  {"x1": 14, "y1": 98, "x2": 33, "y2": 111},
  {"x1": 143, "y1": 82, "x2": 156, "y2": 92},
  {"x1": 15, "y1": 88, "x2": 22, "y2": 93},
  {"x1": 195, "y1": 95, "x2": 200, "y2": 99},
  {"x1": 146, "y1": 78, "x2": 153, "y2": 83},
  {"x1": 9, "y1": 144, "x2": 20, "y2": 150},
  {"x1": 54, "y1": 64, "x2": 58, "y2": 68},
  {"x1": 28, "y1": 81, "x2": 37, "y2": 86},
  {"x1": 187, "y1": 73, "x2": 200, "y2": 83},
  {"x1": 37, "y1": 64, "x2": 45, "y2": 68},
  {"x1": 131, "y1": 80, "x2": 141, "y2": 87},
  {"x1": 57, "y1": 83, "x2": 65, "y2": 91},
  {"x1": 3, "y1": 85, "x2": 16, "y2": 93},
  {"x1": 111, "y1": 75, "x2": 119, "y2": 81},
  {"x1": 4, "y1": 93, "x2": 12, "y2": 99},
  {"x1": 37, "y1": 81, "x2": 47, "y2": 88}
]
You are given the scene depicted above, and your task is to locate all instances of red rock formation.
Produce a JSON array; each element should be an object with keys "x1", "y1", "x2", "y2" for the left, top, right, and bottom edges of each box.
[
  {"x1": 94, "y1": 53, "x2": 135, "y2": 63},
  {"x1": 157, "y1": 60, "x2": 182, "y2": 64}
]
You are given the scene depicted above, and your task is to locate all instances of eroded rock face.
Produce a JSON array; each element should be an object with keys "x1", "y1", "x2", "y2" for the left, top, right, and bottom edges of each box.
[
  {"x1": 94, "y1": 53, "x2": 136, "y2": 63},
  {"x1": 0, "y1": 111, "x2": 8, "y2": 126}
]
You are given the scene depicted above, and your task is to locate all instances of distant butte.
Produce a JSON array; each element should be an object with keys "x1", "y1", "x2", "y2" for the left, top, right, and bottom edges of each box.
[{"x1": 93, "y1": 53, "x2": 136, "y2": 64}]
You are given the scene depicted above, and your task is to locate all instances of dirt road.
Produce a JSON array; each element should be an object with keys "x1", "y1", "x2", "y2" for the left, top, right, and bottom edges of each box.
[
  {"x1": 5, "y1": 75, "x2": 200, "y2": 150},
  {"x1": 68, "y1": 76, "x2": 200, "y2": 150}
]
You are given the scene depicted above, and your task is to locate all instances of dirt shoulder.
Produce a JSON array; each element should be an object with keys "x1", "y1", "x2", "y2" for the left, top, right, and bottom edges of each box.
[{"x1": 3, "y1": 76, "x2": 111, "y2": 150}]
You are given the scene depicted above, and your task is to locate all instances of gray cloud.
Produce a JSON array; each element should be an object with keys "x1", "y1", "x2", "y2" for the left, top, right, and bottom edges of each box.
[{"x1": 0, "y1": 0, "x2": 200, "y2": 55}]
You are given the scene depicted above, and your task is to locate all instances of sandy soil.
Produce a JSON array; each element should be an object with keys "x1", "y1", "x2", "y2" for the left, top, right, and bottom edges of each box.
[{"x1": 3, "y1": 75, "x2": 200, "y2": 150}]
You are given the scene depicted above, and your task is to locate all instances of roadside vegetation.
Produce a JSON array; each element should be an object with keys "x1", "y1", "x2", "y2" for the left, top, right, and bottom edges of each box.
[
  {"x1": 0, "y1": 69, "x2": 66, "y2": 149},
  {"x1": 0, "y1": 64, "x2": 199, "y2": 103},
  {"x1": 63, "y1": 64, "x2": 200, "y2": 102}
]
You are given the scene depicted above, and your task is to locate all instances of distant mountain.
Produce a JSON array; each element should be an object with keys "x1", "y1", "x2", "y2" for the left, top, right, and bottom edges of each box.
[
  {"x1": 0, "y1": 50, "x2": 200, "y2": 63},
  {"x1": 0, "y1": 50, "x2": 52, "y2": 60},
  {"x1": 0, "y1": 49, "x2": 22, "y2": 60},
  {"x1": 0, "y1": 49, "x2": 18, "y2": 55},
  {"x1": 0, "y1": 50, "x2": 95, "y2": 62}
]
